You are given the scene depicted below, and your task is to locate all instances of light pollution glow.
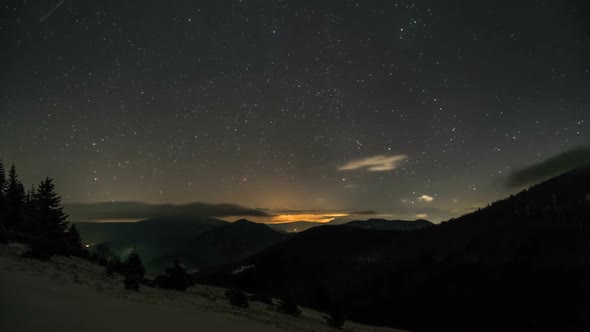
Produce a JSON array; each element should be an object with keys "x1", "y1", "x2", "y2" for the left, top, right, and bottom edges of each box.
[{"x1": 269, "y1": 213, "x2": 350, "y2": 224}]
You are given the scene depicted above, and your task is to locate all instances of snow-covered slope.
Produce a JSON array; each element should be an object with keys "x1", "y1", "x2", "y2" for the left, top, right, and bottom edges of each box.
[{"x1": 0, "y1": 244, "x2": 404, "y2": 332}]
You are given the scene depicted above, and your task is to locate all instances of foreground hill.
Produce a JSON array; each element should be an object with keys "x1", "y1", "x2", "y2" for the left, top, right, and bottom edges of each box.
[
  {"x1": 149, "y1": 219, "x2": 286, "y2": 273},
  {"x1": 200, "y1": 168, "x2": 590, "y2": 331},
  {"x1": 342, "y1": 219, "x2": 433, "y2": 231},
  {"x1": 75, "y1": 217, "x2": 227, "y2": 267},
  {"x1": 0, "y1": 244, "x2": 401, "y2": 332}
]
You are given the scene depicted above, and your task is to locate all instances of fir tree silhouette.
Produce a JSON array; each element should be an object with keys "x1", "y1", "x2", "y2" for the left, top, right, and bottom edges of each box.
[
  {"x1": 124, "y1": 248, "x2": 146, "y2": 279},
  {"x1": 0, "y1": 160, "x2": 6, "y2": 243},
  {"x1": 5, "y1": 165, "x2": 25, "y2": 231},
  {"x1": 0, "y1": 160, "x2": 6, "y2": 207},
  {"x1": 22, "y1": 185, "x2": 38, "y2": 235},
  {"x1": 33, "y1": 178, "x2": 69, "y2": 255},
  {"x1": 123, "y1": 248, "x2": 145, "y2": 291},
  {"x1": 66, "y1": 224, "x2": 84, "y2": 256},
  {"x1": 35, "y1": 178, "x2": 68, "y2": 235}
]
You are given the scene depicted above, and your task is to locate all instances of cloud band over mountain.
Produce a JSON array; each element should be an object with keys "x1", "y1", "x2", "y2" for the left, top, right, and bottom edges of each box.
[
  {"x1": 65, "y1": 202, "x2": 269, "y2": 221},
  {"x1": 506, "y1": 146, "x2": 590, "y2": 188}
]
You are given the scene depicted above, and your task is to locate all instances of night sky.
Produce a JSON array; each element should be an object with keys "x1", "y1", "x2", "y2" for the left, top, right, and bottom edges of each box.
[{"x1": 1, "y1": 0, "x2": 588, "y2": 223}]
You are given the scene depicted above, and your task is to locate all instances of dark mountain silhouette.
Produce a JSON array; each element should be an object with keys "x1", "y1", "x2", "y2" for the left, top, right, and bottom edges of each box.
[
  {"x1": 149, "y1": 219, "x2": 286, "y2": 273},
  {"x1": 75, "y1": 217, "x2": 227, "y2": 266},
  {"x1": 199, "y1": 168, "x2": 590, "y2": 332},
  {"x1": 267, "y1": 221, "x2": 326, "y2": 233},
  {"x1": 342, "y1": 218, "x2": 433, "y2": 231}
]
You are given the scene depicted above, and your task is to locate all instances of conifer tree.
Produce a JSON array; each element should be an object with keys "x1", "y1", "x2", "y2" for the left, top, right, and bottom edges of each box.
[
  {"x1": 0, "y1": 160, "x2": 6, "y2": 205},
  {"x1": 5, "y1": 165, "x2": 25, "y2": 231},
  {"x1": 22, "y1": 185, "x2": 38, "y2": 234},
  {"x1": 124, "y1": 248, "x2": 146, "y2": 279},
  {"x1": 35, "y1": 177, "x2": 68, "y2": 236},
  {"x1": 0, "y1": 160, "x2": 6, "y2": 241},
  {"x1": 123, "y1": 248, "x2": 145, "y2": 291},
  {"x1": 67, "y1": 224, "x2": 84, "y2": 256}
]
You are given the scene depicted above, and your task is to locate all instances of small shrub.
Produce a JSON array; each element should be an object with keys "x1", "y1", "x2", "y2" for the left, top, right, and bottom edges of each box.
[
  {"x1": 124, "y1": 273, "x2": 140, "y2": 291},
  {"x1": 323, "y1": 309, "x2": 346, "y2": 328},
  {"x1": 105, "y1": 264, "x2": 115, "y2": 277},
  {"x1": 156, "y1": 260, "x2": 191, "y2": 291},
  {"x1": 249, "y1": 293, "x2": 273, "y2": 306},
  {"x1": 0, "y1": 222, "x2": 8, "y2": 244},
  {"x1": 105, "y1": 255, "x2": 123, "y2": 277},
  {"x1": 277, "y1": 296, "x2": 302, "y2": 317},
  {"x1": 23, "y1": 238, "x2": 53, "y2": 261},
  {"x1": 225, "y1": 288, "x2": 249, "y2": 308}
]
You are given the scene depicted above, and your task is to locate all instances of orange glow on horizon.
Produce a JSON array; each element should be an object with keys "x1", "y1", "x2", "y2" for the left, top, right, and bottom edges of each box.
[{"x1": 270, "y1": 213, "x2": 349, "y2": 224}]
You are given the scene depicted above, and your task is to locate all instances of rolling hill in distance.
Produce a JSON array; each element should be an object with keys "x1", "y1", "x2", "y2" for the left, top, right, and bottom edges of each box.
[
  {"x1": 75, "y1": 217, "x2": 228, "y2": 271},
  {"x1": 75, "y1": 212, "x2": 432, "y2": 273}
]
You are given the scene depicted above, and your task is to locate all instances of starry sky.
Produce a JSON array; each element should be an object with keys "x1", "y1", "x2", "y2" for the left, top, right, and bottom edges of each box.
[{"x1": 1, "y1": 0, "x2": 588, "y2": 223}]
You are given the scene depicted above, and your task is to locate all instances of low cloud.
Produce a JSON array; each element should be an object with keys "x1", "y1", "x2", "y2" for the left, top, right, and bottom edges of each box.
[
  {"x1": 338, "y1": 155, "x2": 407, "y2": 172},
  {"x1": 506, "y1": 146, "x2": 590, "y2": 188},
  {"x1": 418, "y1": 195, "x2": 434, "y2": 202},
  {"x1": 350, "y1": 210, "x2": 379, "y2": 215},
  {"x1": 416, "y1": 213, "x2": 428, "y2": 219},
  {"x1": 65, "y1": 201, "x2": 269, "y2": 221}
]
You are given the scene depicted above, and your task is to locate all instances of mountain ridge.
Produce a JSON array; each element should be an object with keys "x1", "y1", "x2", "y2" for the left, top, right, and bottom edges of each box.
[{"x1": 198, "y1": 167, "x2": 590, "y2": 331}]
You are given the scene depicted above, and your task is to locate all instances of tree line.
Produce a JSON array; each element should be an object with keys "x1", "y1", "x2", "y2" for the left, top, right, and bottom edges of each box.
[
  {"x1": 0, "y1": 160, "x2": 83, "y2": 258},
  {"x1": 0, "y1": 159, "x2": 191, "y2": 292}
]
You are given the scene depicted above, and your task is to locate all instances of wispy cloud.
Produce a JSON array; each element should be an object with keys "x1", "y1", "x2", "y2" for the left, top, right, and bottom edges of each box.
[
  {"x1": 418, "y1": 194, "x2": 434, "y2": 202},
  {"x1": 338, "y1": 155, "x2": 407, "y2": 172}
]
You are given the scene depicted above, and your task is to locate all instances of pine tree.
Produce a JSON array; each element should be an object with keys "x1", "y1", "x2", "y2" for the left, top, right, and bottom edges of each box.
[
  {"x1": 34, "y1": 177, "x2": 69, "y2": 255},
  {"x1": 22, "y1": 185, "x2": 38, "y2": 234},
  {"x1": 5, "y1": 165, "x2": 25, "y2": 231},
  {"x1": 0, "y1": 160, "x2": 6, "y2": 242},
  {"x1": 35, "y1": 178, "x2": 68, "y2": 234},
  {"x1": 124, "y1": 248, "x2": 146, "y2": 279},
  {"x1": 123, "y1": 248, "x2": 145, "y2": 291},
  {"x1": 66, "y1": 224, "x2": 84, "y2": 256},
  {"x1": 0, "y1": 160, "x2": 6, "y2": 206}
]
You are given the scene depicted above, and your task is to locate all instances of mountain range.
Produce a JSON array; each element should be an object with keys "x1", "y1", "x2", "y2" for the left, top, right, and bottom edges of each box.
[
  {"x1": 75, "y1": 214, "x2": 431, "y2": 273},
  {"x1": 197, "y1": 168, "x2": 590, "y2": 331}
]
